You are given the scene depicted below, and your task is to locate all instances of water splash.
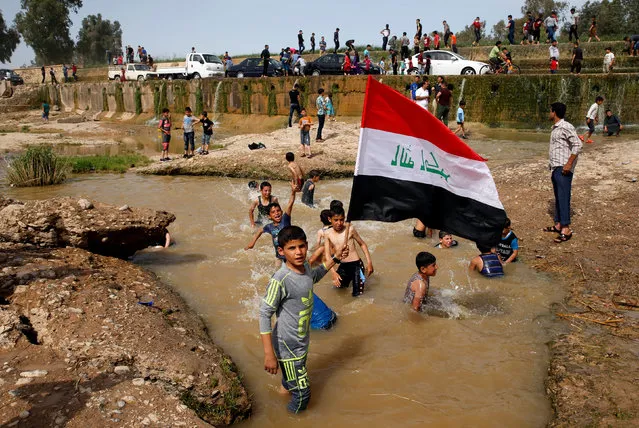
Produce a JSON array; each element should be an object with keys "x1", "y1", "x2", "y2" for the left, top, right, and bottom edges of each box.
[
  {"x1": 213, "y1": 80, "x2": 223, "y2": 123},
  {"x1": 557, "y1": 77, "x2": 569, "y2": 104},
  {"x1": 458, "y1": 78, "x2": 467, "y2": 103}
]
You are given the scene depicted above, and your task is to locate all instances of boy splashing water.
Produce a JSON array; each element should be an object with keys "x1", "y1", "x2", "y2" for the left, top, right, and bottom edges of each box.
[{"x1": 259, "y1": 226, "x2": 348, "y2": 413}]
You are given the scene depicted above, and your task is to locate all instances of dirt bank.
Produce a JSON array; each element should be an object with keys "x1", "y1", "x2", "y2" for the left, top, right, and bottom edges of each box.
[
  {"x1": 492, "y1": 139, "x2": 639, "y2": 426},
  {"x1": 0, "y1": 199, "x2": 251, "y2": 427}
]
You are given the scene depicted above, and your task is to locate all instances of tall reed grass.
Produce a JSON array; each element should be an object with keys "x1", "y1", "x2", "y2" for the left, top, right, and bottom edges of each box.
[{"x1": 6, "y1": 145, "x2": 70, "y2": 187}]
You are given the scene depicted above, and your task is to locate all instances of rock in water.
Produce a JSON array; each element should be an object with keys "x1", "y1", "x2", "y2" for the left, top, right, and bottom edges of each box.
[
  {"x1": 77, "y1": 199, "x2": 93, "y2": 210},
  {"x1": 0, "y1": 196, "x2": 175, "y2": 259}
]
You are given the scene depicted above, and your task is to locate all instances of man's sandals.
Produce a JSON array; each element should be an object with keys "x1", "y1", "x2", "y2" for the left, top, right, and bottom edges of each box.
[{"x1": 544, "y1": 226, "x2": 573, "y2": 243}]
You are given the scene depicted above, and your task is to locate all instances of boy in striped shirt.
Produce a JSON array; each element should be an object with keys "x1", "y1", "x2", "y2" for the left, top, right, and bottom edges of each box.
[{"x1": 259, "y1": 226, "x2": 347, "y2": 413}]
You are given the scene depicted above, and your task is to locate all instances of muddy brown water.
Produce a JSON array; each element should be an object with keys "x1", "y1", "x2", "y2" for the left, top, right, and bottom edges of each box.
[{"x1": 4, "y1": 136, "x2": 564, "y2": 427}]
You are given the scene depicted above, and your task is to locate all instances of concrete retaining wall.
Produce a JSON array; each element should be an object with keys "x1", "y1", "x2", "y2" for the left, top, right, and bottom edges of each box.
[{"x1": 19, "y1": 74, "x2": 639, "y2": 128}]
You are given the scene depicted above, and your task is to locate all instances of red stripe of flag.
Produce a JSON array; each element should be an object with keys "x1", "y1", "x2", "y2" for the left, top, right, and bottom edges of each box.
[{"x1": 360, "y1": 76, "x2": 485, "y2": 162}]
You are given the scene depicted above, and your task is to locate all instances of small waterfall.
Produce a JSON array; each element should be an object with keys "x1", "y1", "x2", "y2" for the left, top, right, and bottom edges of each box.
[
  {"x1": 614, "y1": 77, "x2": 626, "y2": 118},
  {"x1": 558, "y1": 76, "x2": 569, "y2": 104},
  {"x1": 458, "y1": 78, "x2": 467, "y2": 103},
  {"x1": 213, "y1": 80, "x2": 223, "y2": 124}
]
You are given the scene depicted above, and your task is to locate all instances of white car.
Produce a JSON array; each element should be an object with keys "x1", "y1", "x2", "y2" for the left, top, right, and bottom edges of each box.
[{"x1": 408, "y1": 50, "x2": 488, "y2": 75}]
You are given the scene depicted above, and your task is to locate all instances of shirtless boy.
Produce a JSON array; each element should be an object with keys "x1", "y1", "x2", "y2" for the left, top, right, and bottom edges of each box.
[
  {"x1": 404, "y1": 252, "x2": 438, "y2": 311},
  {"x1": 248, "y1": 181, "x2": 279, "y2": 228},
  {"x1": 323, "y1": 206, "x2": 374, "y2": 296},
  {"x1": 286, "y1": 152, "x2": 304, "y2": 191}
]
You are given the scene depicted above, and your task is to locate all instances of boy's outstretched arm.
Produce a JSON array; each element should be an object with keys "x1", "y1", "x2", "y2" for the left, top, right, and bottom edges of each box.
[
  {"x1": 245, "y1": 229, "x2": 264, "y2": 250},
  {"x1": 284, "y1": 184, "x2": 296, "y2": 216},
  {"x1": 352, "y1": 229, "x2": 374, "y2": 276},
  {"x1": 248, "y1": 199, "x2": 259, "y2": 227}
]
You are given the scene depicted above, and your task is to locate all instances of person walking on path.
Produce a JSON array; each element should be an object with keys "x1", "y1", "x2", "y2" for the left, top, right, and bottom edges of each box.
[
  {"x1": 334, "y1": 28, "x2": 340, "y2": 53},
  {"x1": 443, "y1": 20, "x2": 451, "y2": 48},
  {"x1": 260, "y1": 45, "x2": 270, "y2": 77},
  {"x1": 310, "y1": 33, "x2": 316, "y2": 54},
  {"x1": 72, "y1": 63, "x2": 78, "y2": 81},
  {"x1": 315, "y1": 88, "x2": 326, "y2": 142},
  {"x1": 62, "y1": 64, "x2": 69, "y2": 83},
  {"x1": 41, "y1": 66, "x2": 46, "y2": 84},
  {"x1": 569, "y1": 8, "x2": 580, "y2": 42},
  {"x1": 435, "y1": 81, "x2": 452, "y2": 126},
  {"x1": 49, "y1": 67, "x2": 58, "y2": 84},
  {"x1": 546, "y1": 102, "x2": 583, "y2": 243},
  {"x1": 507, "y1": 15, "x2": 516, "y2": 45},
  {"x1": 588, "y1": 17, "x2": 600, "y2": 42},
  {"x1": 298, "y1": 30, "x2": 305, "y2": 55},
  {"x1": 472, "y1": 17, "x2": 482, "y2": 46},
  {"x1": 381, "y1": 24, "x2": 390, "y2": 51},
  {"x1": 544, "y1": 12, "x2": 559, "y2": 43},
  {"x1": 288, "y1": 84, "x2": 302, "y2": 128},
  {"x1": 571, "y1": 42, "x2": 583, "y2": 74},
  {"x1": 401, "y1": 32, "x2": 410, "y2": 59}
]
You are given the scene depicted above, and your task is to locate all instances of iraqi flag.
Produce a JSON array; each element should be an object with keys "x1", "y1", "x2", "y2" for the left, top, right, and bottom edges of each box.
[{"x1": 347, "y1": 76, "x2": 507, "y2": 246}]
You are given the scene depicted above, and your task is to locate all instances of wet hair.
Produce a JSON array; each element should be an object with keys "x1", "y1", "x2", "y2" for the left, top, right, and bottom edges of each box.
[
  {"x1": 550, "y1": 102, "x2": 566, "y2": 119},
  {"x1": 309, "y1": 169, "x2": 320, "y2": 178},
  {"x1": 202, "y1": 111, "x2": 208, "y2": 117},
  {"x1": 278, "y1": 226, "x2": 307, "y2": 248},
  {"x1": 320, "y1": 209, "x2": 332, "y2": 226},
  {"x1": 504, "y1": 217, "x2": 511, "y2": 228},
  {"x1": 438, "y1": 231, "x2": 452, "y2": 239},
  {"x1": 595, "y1": 96, "x2": 604, "y2": 102},
  {"x1": 259, "y1": 181, "x2": 271, "y2": 190},
  {"x1": 162, "y1": 108, "x2": 170, "y2": 113},
  {"x1": 286, "y1": 152, "x2": 295, "y2": 162},
  {"x1": 185, "y1": 106, "x2": 192, "y2": 112},
  {"x1": 331, "y1": 206, "x2": 345, "y2": 217},
  {"x1": 416, "y1": 252, "x2": 436, "y2": 268},
  {"x1": 329, "y1": 200, "x2": 344, "y2": 211},
  {"x1": 476, "y1": 243, "x2": 493, "y2": 253},
  {"x1": 268, "y1": 202, "x2": 282, "y2": 215},
  {"x1": 248, "y1": 180, "x2": 258, "y2": 189},
  {"x1": 318, "y1": 88, "x2": 325, "y2": 94}
]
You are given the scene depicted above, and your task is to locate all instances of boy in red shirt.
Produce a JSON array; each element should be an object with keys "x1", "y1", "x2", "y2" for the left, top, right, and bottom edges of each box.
[{"x1": 550, "y1": 57, "x2": 558, "y2": 74}]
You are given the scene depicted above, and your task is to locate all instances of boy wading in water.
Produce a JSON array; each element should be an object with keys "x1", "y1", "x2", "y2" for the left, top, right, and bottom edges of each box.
[
  {"x1": 324, "y1": 206, "x2": 374, "y2": 296},
  {"x1": 248, "y1": 181, "x2": 279, "y2": 228},
  {"x1": 286, "y1": 152, "x2": 305, "y2": 192},
  {"x1": 404, "y1": 252, "x2": 438, "y2": 312},
  {"x1": 245, "y1": 184, "x2": 297, "y2": 267},
  {"x1": 259, "y1": 226, "x2": 348, "y2": 413}
]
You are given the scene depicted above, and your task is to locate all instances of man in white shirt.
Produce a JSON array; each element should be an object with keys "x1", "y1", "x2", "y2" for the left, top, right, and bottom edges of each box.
[
  {"x1": 603, "y1": 47, "x2": 615, "y2": 73},
  {"x1": 569, "y1": 8, "x2": 579, "y2": 41},
  {"x1": 380, "y1": 24, "x2": 391, "y2": 51},
  {"x1": 415, "y1": 79, "x2": 430, "y2": 110}
]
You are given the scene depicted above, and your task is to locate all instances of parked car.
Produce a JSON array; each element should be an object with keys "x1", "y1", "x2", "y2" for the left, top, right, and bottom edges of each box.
[
  {"x1": 305, "y1": 54, "x2": 381, "y2": 76},
  {"x1": 108, "y1": 63, "x2": 156, "y2": 81},
  {"x1": 0, "y1": 69, "x2": 24, "y2": 85},
  {"x1": 154, "y1": 53, "x2": 224, "y2": 80},
  {"x1": 408, "y1": 50, "x2": 488, "y2": 75},
  {"x1": 226, "y1": 58, "x2": 283, "y2": 78}
]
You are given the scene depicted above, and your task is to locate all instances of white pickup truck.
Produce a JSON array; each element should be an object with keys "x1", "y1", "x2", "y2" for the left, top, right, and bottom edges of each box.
[
  {"x1": 108, "y1": 63, "x2": 156, "y2": 81},
  {"x1": 154, "y1": 53, "x2": 224, "y2": 80}
]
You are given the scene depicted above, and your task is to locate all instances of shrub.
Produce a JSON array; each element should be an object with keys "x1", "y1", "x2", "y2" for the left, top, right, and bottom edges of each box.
[{"x1": 6, "y1": 146, "x2": 70, "y2": 187}]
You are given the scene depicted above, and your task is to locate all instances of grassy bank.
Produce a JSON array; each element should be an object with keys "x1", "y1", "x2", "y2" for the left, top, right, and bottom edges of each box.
[
  {"x1": 6, "y1": 146, "x2": 70, "y2": 187},
  {"x1": 67, "y1": 153, "x2": 151, "y2": 173}
]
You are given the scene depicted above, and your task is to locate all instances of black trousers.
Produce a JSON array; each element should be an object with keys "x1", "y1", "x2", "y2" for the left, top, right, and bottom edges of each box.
[
  {"x1": 289, "y1": 103, "x2": 301, "y2": 127},
  {"x1": 401, "y1": 46, "x2": 409, "y2": 59},
  {"x1": 569, "y1": 25, "x2": 579, "y2": 41},
  {"x1": 262, "y1": 62, "x2": 269, "y2": 76},
  {"x1": 392, "y1": 63, "x2": 398, "y2": 75},
  {"x1": 570, "y1": 59, "x2": 582, "y2": 74},
  {"x1": 382, "y1": 36, "x2": 388, "y2": 51},
  {"x1": 316, "y1": 114, "x2": 325, "y2": 140},
  {"x1": 334, "y1": 41, "x2": 339, "y2": 53}
]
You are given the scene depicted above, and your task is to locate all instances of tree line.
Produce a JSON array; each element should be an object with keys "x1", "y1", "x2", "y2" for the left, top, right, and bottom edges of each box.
[{"x1": 0, "y1": 0, "x2": 121, "y2": 65}]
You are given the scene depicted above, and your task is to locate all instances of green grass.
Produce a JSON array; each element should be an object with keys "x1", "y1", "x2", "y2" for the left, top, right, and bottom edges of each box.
[
  {"x1": 67, "y1": 153, "x2": 151, "y2": 173},
  {"x1": 6, "y1": 145, "x2": 70, "y2": 187}
]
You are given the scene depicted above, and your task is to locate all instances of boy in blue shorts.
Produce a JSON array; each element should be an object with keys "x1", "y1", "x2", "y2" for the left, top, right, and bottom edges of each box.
[
  {"x1": 259, "y1": 225, "x2": 348, "y2": 413},
  {"x1": 245, "y1": 184, "x2": 297, "y2": 266}
]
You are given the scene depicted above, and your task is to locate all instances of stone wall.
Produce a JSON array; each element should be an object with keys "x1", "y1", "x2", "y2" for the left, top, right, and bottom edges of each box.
[{"x1": 21, "y1": 74, "x2": 639, "y2": 128}]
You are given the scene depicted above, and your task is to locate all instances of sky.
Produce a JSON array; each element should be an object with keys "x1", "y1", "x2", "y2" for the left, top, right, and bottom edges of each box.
[{"x1": 1, "y1": 0, "x2": 589, "y2": 67}]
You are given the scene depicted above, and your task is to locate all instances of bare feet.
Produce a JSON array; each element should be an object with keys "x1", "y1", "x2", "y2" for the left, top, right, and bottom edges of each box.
[{"x1": 278, "y1": 385, "x2": 290, "y2": 395}]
